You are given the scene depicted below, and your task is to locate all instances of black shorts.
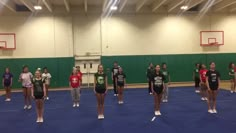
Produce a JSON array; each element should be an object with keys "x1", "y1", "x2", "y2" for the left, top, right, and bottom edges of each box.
[
  {"x1": 4, "y1": 83, "x2": 11, "y2": 87},
  {"x1": 117, "y1": 82, "x2": 124, "y2": 87},
  {"x1": 194, "y1": 77, "x2": 200, "y2": 87},
  {"x1": 95, "y1": 87, "x2": 106, "y2": 94},
  {"x1": 153, "y1": 87, "x2": 164, "y2": 94},
  {"x1": 209, "y1": 85, "x2": 218, "y2": 91},
  {"x1": 34, "y1": 94, "x2": 44, "y2": 99}
]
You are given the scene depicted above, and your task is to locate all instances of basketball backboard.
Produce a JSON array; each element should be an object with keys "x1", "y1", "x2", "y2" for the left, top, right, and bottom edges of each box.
[
  {"x1": 200, "y1": 31, "x2": 224, "y2": 46},
  {"x1": 0, "y1": 33, "x2": 16, "y2": 49}
]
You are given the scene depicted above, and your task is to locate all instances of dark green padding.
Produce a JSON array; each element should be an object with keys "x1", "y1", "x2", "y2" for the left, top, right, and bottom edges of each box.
[
  {"x1": 0, "y1": 57, "x2": 74, "y2": 89},
  {"x1": 102, "y1": 53, "x2": 235, "y2": 84}
]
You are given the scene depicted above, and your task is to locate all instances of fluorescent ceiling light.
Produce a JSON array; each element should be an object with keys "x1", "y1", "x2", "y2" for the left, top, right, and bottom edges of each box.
[
  {"x1": 110, "y1": 6, "x2": 118, "y2": 11},
  {"x1": 34, "y1": 5, "x2": 42, "y2": 10},
  {"x1": 180, "y1": 5, "x2": 188, "y2": 10}
]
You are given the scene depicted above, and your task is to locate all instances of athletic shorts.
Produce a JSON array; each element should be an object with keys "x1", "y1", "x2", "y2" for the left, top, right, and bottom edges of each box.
[
  {"x1": 194, "y1": 77, "x2": 200, "y2": 87},
  {"x1": 153, "y1": 87, "x2": 164, "y2": 94},
  {"x1": 117, "y1": 82, "x2": 124, "y2": 87},
  {"x1": 4, "y1": 83, "x2": 11, "y2": 87},
  {"x1": 95, "y1": 87, "x2": 106, "y2": 94},
  {"x1": 200, "y1": 82, "x2": 207, "y2": 90},
  {"x1": 209, "y1": 85, "x2": 218, "y2": 91},
  {"x1": 34, "y1": 94, "x2": 44, "y2": 99}
]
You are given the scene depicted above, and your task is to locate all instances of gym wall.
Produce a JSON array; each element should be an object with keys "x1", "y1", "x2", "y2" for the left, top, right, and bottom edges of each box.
[{"x1": 0, "y1": 13, "x2": 236, "y2": 87}]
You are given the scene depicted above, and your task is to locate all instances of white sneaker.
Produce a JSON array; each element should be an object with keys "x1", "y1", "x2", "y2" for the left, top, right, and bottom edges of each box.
[
  {"x1": 149, "y1": 92, "x2": 153, "y2": 95},
  {"x1": 120, "y1": 101, "x2": 124, "y2": 104},
  {"x1": 24, "y1": 105, "x2": 27, "y2": 110},
  {"x1": 101, "y1": 115, "x2": 104, "y2": 119},
  {"x1": 208, "y1": 109, "x2": 213, "y2": 113},
  {"x1": 27, "y1": 105, "x2": 32, "y2": 110},
  {"x1": 155, "y1": 111, "x2": 161, "y2": 116},
  {"x1": 98, "y1": 115, "x2": 102, "y2": 119},
  {"x1": 73, "y1": 104, "x2": 76, "y2": 107},
  {"x1": 201, "y1": 97, "x2": 205, "y2": 101},
  {"x1": 231, "y1": 91, "x2": 234, "y2": 93},
  {"x1": 36, "y1": 118, "x2": 40, "y2": 123},
  {"x1": 5, "y1": 98, "x2": 11, "y2": 102},
  {"x1": 204, "y1": 97, "x2": 208, "y2": 101},
  {"x1": 46, "y1": 97, "x2": 49, "y2": 100},
  {"x1": 76, "y1": 103, "x2": 80, "y2": 107},
  {"x1": 212, "y1": 109, "x2": 217, "y2": 113},
  {"x1": 195, "y1": 90, "x2": 200, "y2": 93},
  {"x1": 114, "y1": 94, "x2": 117, "y2": 96}
]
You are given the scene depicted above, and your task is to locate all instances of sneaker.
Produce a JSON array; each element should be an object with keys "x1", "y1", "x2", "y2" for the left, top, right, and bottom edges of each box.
[
  {"x1": 36, "y1": 118, "x2": 40, "y2": 123},
  {"x1": 204, "y1": 97, "x2": 208, "y2": 101},
  {"x1": 76, "y1": 103, "x2": 80, "y2": 107},
  {"x1": 195, "y1": 90, "x2": 200, "y2": 93},
  {"x1": 98, "y1": 115, "x2": 102, "y2": 119},
  {"x1": 165, "y1": 100, "x2": 168, "y2": 102},
  {"x1": 73, "y1": 103, "x2": 76, "y2": 107},
  {"x1": 201, "y1": 97, "x2": 205, "y2": 101},
  {"x1": 149, "y1": 92, "x2": 153, "y2": 95},
  {"x1": 101, "y1": 115, "x2": 104, "y2": 119},
  {"x1": 46, "y1": 97, "x2": 49, "y2": 100},
  {"x1": 114, "y1": 94, "x2": 117, "y2": 96},
  {"x1": 27, "y1": 105, "x2": 32, "y2": 110},
  {"x1": 23, "y1": 105, "x2": 27, "y2": 110},
  {"x1": 155, "y1": 111, "x2": 158, "y2": 116},
  {"x1": 208, "y1": 109, "x2": 213, "y2": 113},
  {"x1": 5, "y1": 98, "x2": 11, "y2": 102},
  {"x1": 118, "y1": 101, "x2": 121, "y2": 104},
  {"x1": 120, "y1": 101, "x2": 124, "y2": 104},
  {"x1": 231, "y1": 91, "x2": 234, "y2": 93},
  {"x1": 212, "y1": 109, "x2": 217, "y2": 113}
]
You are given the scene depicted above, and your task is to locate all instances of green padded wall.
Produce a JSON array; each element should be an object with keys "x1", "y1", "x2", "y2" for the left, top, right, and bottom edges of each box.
[
  {"x1": 0, "y1": 57, "x2": 74, "y2": 89},
  {"x1": 102, "y1": 53, "x2": 236, "y2": 84}
]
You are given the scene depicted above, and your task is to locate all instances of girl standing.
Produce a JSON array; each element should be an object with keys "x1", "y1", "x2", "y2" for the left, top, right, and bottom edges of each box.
[
  {"x1": 147, "y1": 63, "x2": 154, "y2": 95},
  {"x1": 42, "y1": 67, "x2": 52, "y2": 100},
  {"x1": 206, "y1": 62, "x2": 220, "y2": 114},
  {"x1": 193, "y1": 63, "x2": 200, "y2": 93},
  {"x1": 161, "y1": 63, "x2": 170, "y2": 102},
  {"x1": 2, "y1": 67, "x2": 13, "y2": 101},
  {"x1": 19, "y1": 66, "x2": 33, "y2": 110},
  {"x1": 111, "y1": 61, "x2": 119, "y2": 96},
  {"x1": 152, "y1": 65, "x2": 165, "y2": 116},
  {"x1": 115, "y1": 67, "x2": 126, "y2": 104},
  {"x1": 228, "y1": 62, "x2": 235, "y2": 93},
  {"x1": 94, "y1": 64, "x2": 108, "y2": 119},
  {"x1": 199, "y1": 64, "x2": 208, "y2": 101},
  {"x1": 31, "y1": 70, "x2": 46, "y2": 123},
  {"x1": 69, "y1": 67, "x2": 81, "y2": 107}
]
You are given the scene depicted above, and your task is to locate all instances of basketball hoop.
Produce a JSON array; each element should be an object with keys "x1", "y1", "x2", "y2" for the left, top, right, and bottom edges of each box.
[{"x1": 209, "y1": 42, "x2": 219, "y2": 46}]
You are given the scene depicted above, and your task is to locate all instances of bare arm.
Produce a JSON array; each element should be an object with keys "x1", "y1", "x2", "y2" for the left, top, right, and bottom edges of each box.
[
  {"x1": 218, "y1": 78, "x2": 221, "y2": 90},
  {"x1": 94, "y1": 76, "x2": 96, "y2": 93},
  {"x1": 206, "y1": 76, "x2": 210, "y2": 90},
  {"x1": 43, "y1": 83, "x2": 46, "y2": 97},
  {"x1": 31, "y1": 86, "x2": 35, "y2": 99},
  {"x1": 10, "y1": 77, "x2": 13, "y2": 87},
  {"x1": 2, "y1": 78, "x2": 4, "y2": 87}
]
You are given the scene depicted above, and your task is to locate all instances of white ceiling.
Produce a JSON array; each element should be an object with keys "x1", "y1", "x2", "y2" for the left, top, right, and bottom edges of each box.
[{"x1": 0, "y1": 0, "x2": 236, "y2": 14}]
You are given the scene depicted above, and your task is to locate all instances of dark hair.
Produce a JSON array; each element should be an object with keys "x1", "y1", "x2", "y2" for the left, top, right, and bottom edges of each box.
[
  {"x1": 229, "y1": 62, "x2": 234, "y2": 69},
  {"x1": 114, "y1": 61, "x2": 118, "y2": 64},
  {"x1": 97, "y1": 64, "x2": 103, "y2": 72},
  {"x1": 162, "y1": 63, "x2": 166, "y2": 67},
  {"x1": 43, "y1": 67, "x2": 47, "y2": 70},
  {"x1": 195, "y1": 63, "x2": 200, "y2": 66},
  {"x1": 209, "y1": 62, "x2": 215, "y2": 65},
  {"x1": 22, "y1": 65, "x2": 28, "y2": 70}
]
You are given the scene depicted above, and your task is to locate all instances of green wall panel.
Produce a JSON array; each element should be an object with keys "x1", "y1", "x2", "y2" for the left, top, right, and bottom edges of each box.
[{"x1": 0, "y1": 57, "x2": 74, "y2": 89}]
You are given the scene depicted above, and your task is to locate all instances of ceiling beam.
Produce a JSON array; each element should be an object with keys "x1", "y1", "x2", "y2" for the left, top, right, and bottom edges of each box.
[
  {"x1": 63, "y1": 0, "x2": 70, "y2": 12},
  {"x1": 0, "y1": 0, "x2": 16, "y2": 12},
  {"x1": 119, "y1": 0, "x2": 127, "y2": 12},
  {"x1": 136, "y1": 0, "x2": 148, "y2": 12},
  {"x1": 19, "y1": 0, "x2": 35, "y2": 12},
  {"x1": 151, "y1": 0, "x2": 167, "y2": 12},
  {"x1": 42, "y1": 0, "x2": 53, "y2": 12},
  {"x1": 199, "y1": 0, "x2": 223, "y2": 12},
  {"x1": 184, "y1": 0, "x2": 205, "y2": 11},
  {"x1": 84, "y1": 0, "x2": 88, "y2": 13},
  {"x1": 213, "y1": 0, "x2": 236, "y2": 11},
  {"x1": 168, "y1": 0, "x2": 185, "y2": 12},
  {"x1": 103, "y1": 0, "x2": 109, "y2": 12}
]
